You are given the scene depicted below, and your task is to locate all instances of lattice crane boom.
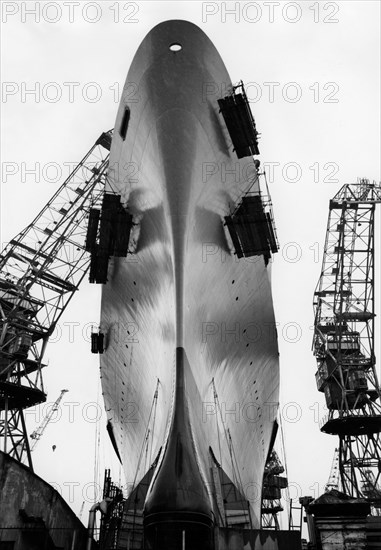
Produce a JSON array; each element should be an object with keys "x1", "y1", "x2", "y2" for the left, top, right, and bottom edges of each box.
[
  {"x1": 30, "y1": 389, "x2": 69, "y2": 451},
  {"x1": 325, "y1": 447, "x2": 340, "y2": 492},
  {"x1": 313, "y1": 178, "x2": 381, "y2": 508},
  {"x1": 0, "y1": 131, "x2": 113, "y2": 469}
]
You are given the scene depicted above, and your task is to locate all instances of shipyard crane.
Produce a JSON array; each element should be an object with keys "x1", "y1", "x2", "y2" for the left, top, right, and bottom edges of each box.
[
  {"x1": 29, "y1": 389, "x2": 68, "y2": 451},
  {"x1": 324, "y1": 447, "x2": 340, "y2": 492},
  {"x1": 313, "y1": 178, "x2": 381, "y2": 509},
  {"x1": 0, "y1": 130, "x2": 124, "y2": 470}
]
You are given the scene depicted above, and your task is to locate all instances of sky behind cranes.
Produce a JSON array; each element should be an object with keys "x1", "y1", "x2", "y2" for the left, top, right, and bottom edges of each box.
[{"x1": 1, "y1": 0, "x2": 380, "y2": 532}]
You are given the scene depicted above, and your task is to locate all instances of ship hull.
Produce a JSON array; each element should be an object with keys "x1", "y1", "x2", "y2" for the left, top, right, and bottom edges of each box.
[{"x1": 100, "y1": 20, "x2": 279, "y2": 528}]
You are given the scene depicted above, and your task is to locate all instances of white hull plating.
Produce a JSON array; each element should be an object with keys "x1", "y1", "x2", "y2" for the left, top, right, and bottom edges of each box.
[{"x1": 100, "y1": 20, "x2": 279, "y2": 528}]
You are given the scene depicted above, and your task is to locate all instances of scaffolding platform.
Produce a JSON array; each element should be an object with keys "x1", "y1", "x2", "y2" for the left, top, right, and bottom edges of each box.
[
  {"x1": 0, "y1": 381, "x2": 46, "y2": 410},
  {"x1": 218, "y1": 82, "x2": 260, "y2": 158},
  {"x1": 87, "y1": 193, "x2": 133, "y2": 284},
  {"x1": 225, "y1": 193, "x2": 278, "y2": 261},
  {"x1": 320, "y1": 414, "x2": 381, "y2": 436}
]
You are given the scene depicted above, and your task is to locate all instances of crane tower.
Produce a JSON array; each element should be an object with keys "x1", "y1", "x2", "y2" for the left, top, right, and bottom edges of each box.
[
  {"x1": 313, "y1": 178, "x2": 381, "y2": 508},
  {"x1": 0, "y1": 131, "x2": 112, "y2": 470}
]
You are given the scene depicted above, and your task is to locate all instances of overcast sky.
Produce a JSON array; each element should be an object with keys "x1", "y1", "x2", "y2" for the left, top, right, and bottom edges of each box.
[{"x1": 1, "y1": 0, "x2": 380, "y2": 532}]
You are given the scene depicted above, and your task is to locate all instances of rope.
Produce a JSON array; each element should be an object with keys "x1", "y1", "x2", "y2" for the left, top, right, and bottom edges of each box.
[
  {"x1": 212, "y1": 378, "x2": 223, "y2": 469},
  {"x1": 212, "y1": 380, "x2": 246, "y2": 502},
  {"x1": 279, "y1": 410, "x2": 290, "y2": 529},
  {"x1": 131, "y1": 380, "x2": 160, "y2": 492},
  {"x1": 93, "y1": 378, "x2": 102, "y2": 498},
  {"x1": 148, "y1": 380, "x2": 159, "y2": 466}
]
